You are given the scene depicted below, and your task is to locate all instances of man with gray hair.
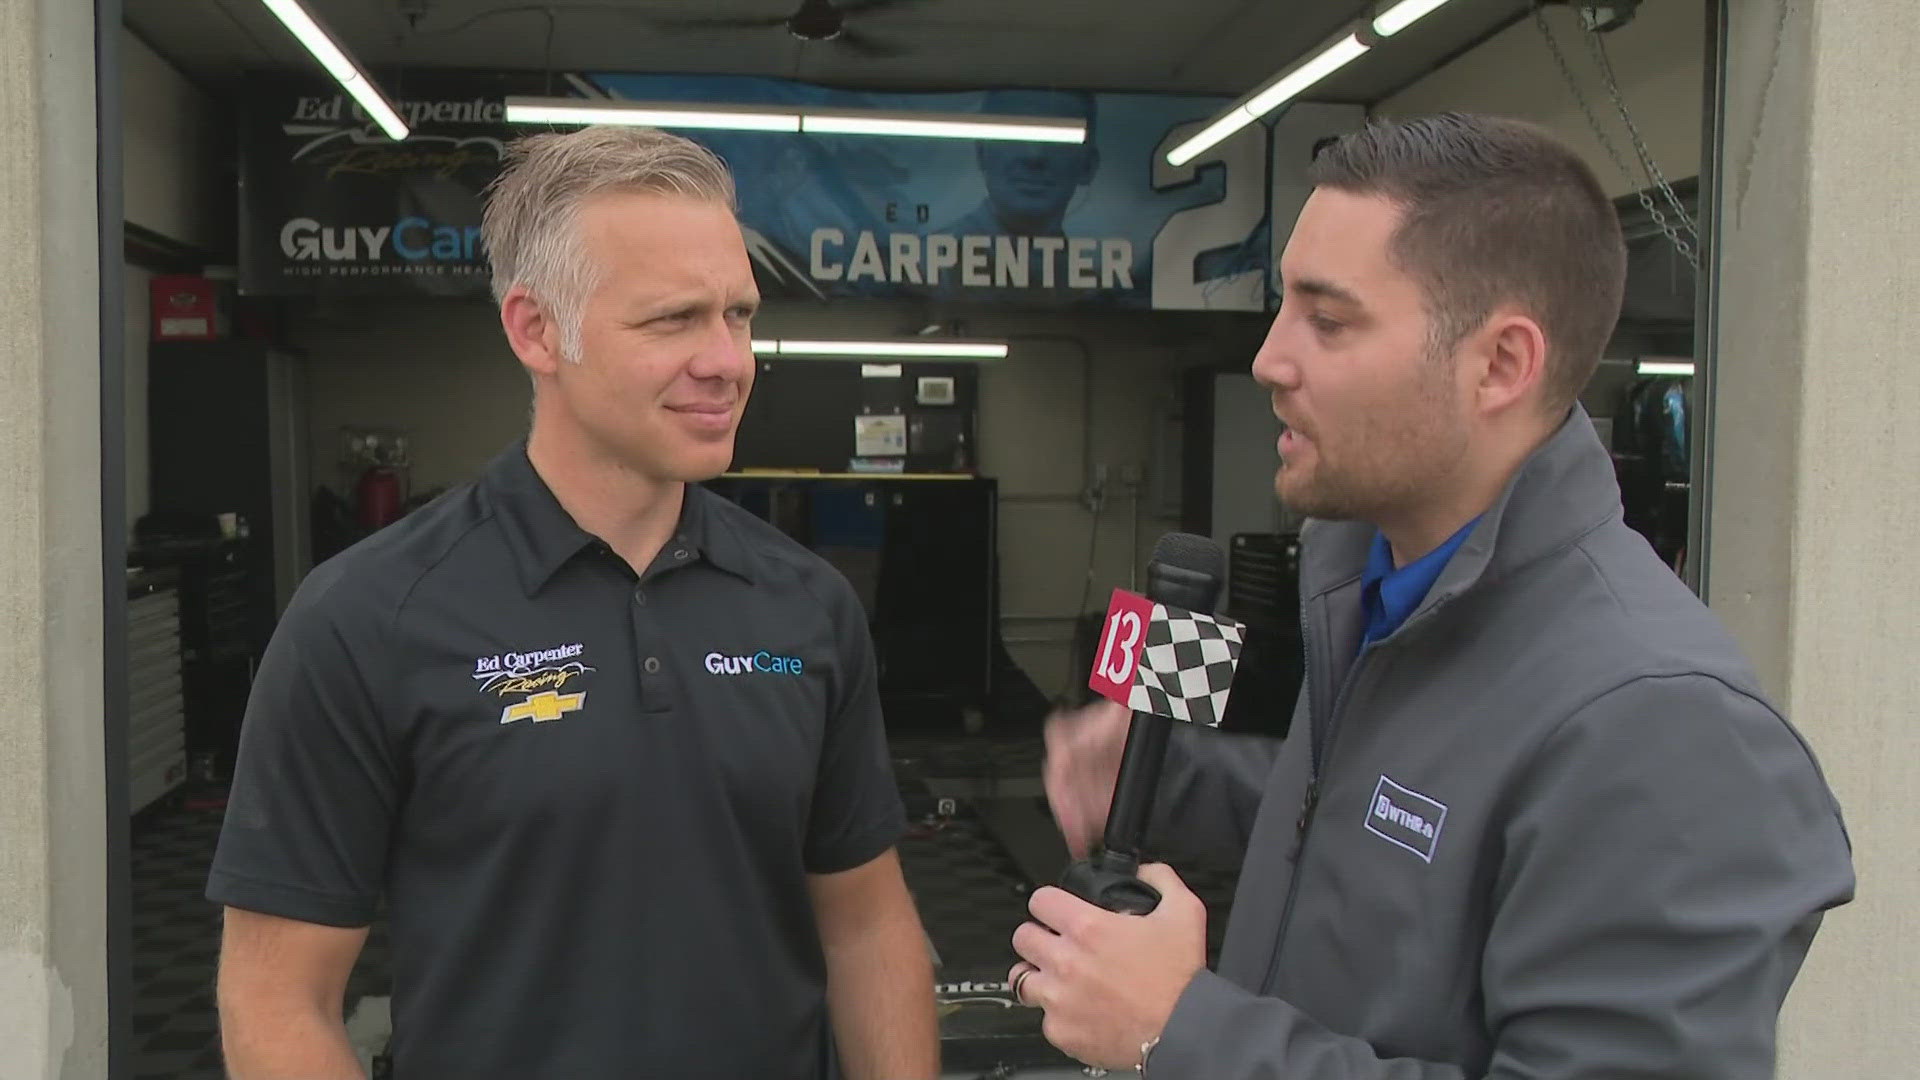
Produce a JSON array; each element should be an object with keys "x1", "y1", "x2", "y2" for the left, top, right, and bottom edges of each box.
[{"x1": 208, "y1": 125, "x2": 939, "y2": 1079}]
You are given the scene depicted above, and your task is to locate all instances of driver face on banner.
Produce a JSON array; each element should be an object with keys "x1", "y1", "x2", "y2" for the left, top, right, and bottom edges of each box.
[{"x1": 974, "y1": 90, "x2": 1100, "y2": 236}]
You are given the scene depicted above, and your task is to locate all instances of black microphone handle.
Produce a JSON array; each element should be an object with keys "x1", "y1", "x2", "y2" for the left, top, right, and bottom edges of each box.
[
  {"x1": 1056, "y1": 554, "x2": 1224, "y2": 914},
  {"x1": 1102, "y1": 708, "x2": 1171, "y2": 865},
  {"x1": 1101, "y1": 557, "x2": 1219, "y2": 860},
  {"x1": 1054, "y1": 706, "x2": 1174, "y2": 916}
]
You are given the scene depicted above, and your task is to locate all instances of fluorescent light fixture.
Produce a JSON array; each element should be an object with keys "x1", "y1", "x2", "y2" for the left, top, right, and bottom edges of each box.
[
  {"x1": 1166, "y1": 108, "x2": 1265, "y2": 168},
  {"x1": 1245, "y1": 33, "x2": 1371, "y2": 116},
  {"x1": 1637, "y1": 360, "x2": 1696, "y2": 376},
  {"x1": 260, "y1": 0, "x2": 409, "y2": 140},
  {"x1": 505, "y1": 97, "x2": 800, "y2": 132},
  {"x1": 752, "y1": 339, "x2": 1009, "y2": 360},
  {"x1": 801, "y1": 109, "x2": 1084, "y2": 143},
  {"x1": 1168, "y1": 33, "x2": 1370, "y2": 166},
  {"x1": 507, "y1": 98, "x2": 1084, "y2": 144},
  {"x1": 1373, "y1": 0, "x2": 1457, "y2": 36},
  {"x1": 780, "y1": 339, "x2": 1009, "y2": 359}
]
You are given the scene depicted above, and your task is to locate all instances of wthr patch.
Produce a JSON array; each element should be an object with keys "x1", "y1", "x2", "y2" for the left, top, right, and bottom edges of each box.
[{"x1": 1364, "y1": 775, "x2": 1448, "y2": 863}]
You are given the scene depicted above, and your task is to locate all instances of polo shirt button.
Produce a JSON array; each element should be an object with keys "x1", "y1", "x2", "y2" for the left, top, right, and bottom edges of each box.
[
  {"x1": 672, "y1": 549, "x2": 688, "y2": 561},
  {"x1": 643, "y1": 656, "x2": 661, "y2": 674},
  {"x1": 633, "y1": 589, "x2": 646, "y2": 605}
]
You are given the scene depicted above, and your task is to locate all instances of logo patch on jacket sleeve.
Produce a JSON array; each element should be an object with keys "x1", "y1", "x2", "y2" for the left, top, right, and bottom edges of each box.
[{"x1": 1365, "y1": 775, "x2": 1448, "y2": 862}]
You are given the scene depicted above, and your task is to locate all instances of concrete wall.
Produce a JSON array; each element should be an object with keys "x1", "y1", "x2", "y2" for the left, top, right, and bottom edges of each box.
[
  {"x1": 0, "y1": 0, "x2": 108, "y2": 1076},
  {"x1": 1377, "y1": 1, "x2": 1706, "y2": 198},
  {"x1": 291, "y1": 298, "x2": 1267, "y2": 701},
  {"x1": 1709, "y1": 0, "x2": 1920, "y2": 1074}
]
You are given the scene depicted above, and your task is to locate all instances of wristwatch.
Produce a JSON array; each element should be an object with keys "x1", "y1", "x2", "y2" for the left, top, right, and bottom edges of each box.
[{"x1": 1136, "y1": 1034, "x2": 1162, "y2": 1074}]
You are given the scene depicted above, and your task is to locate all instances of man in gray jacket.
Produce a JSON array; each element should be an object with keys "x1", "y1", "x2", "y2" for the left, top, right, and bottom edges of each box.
[{"x1": 1012, "y1": 113, "x2": 1854, "y2": 1076}]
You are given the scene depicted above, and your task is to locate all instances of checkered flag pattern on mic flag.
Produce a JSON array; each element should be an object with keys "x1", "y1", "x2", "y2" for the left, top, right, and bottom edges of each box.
[{"x1": 1127, "y1": 603, "x2": 1245, "y2": 727}]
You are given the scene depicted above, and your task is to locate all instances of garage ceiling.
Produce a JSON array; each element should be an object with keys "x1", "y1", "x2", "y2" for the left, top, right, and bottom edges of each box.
[{"x1": 127, "y1": 0, "x2": 1533, "y2": 104}]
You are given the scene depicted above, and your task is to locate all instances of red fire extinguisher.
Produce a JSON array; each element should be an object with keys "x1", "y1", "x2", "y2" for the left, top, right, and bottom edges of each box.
[{"x1": 356, "y1": 465, "x2": 404, "y2": 530}]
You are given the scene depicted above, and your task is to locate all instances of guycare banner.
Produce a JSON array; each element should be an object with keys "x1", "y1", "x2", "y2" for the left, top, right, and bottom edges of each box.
[{"x1": 240, "y1": 71, "x2": 1325, "y2": 311}]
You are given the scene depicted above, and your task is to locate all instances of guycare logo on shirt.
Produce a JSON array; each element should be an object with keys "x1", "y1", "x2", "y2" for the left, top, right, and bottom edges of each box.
[
  {"x1": 1365, "y1": 775, "x2": 1448, "y2": 863},
  {"x1": 472, "y1": 642, "x2": 595, "y2": 725},
  {"x1": 704, "y1": 650, "x2": 805, "y2": 676}
]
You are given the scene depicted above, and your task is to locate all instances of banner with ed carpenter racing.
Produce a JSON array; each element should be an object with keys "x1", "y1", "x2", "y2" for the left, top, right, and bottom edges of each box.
[{"x1": 237, "y1": 70, "x2": 1334, "y2": 312}]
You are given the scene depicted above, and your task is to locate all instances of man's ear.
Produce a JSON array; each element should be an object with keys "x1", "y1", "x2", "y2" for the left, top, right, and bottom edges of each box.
[
  {"x1": 1472, "y1": 306, "x2": 1549, "y2": 417},
  {"x1": 500, "y1": 286, "x2": 563, "y2": 380}
]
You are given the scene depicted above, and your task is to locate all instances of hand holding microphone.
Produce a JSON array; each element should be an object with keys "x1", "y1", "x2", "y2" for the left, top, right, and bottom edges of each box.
[
  {"x1": 1057, "y1": 533, "x2": 1236, "y2": 914},
  {"x1": 1014, "y1": 533, "x2": 1241, "y2": 1069}
]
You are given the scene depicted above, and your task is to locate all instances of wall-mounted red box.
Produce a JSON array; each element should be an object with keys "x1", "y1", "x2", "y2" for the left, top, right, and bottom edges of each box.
[{"x1": 149, "y1": 274, "x2": 222, "y2": 341}]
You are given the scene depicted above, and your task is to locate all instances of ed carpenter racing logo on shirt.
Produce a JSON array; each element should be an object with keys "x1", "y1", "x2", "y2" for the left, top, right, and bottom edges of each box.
[
  {"x1": 704, "y1": 650, "x2": 805, "y2": 676},
  {"x1": 1365, "y1": 775, "x2": 1449, "y2": 863},
  {"x1": 472, "y1": 642, "x2": 595, "y2": 725}
]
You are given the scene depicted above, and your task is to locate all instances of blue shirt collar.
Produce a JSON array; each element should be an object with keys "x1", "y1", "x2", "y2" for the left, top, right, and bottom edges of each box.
[{"x1": 1361, "y1": 517, "x2": 1481, "y2": 649}]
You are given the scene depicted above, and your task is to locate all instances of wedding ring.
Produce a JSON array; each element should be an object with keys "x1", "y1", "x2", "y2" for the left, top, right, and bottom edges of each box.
[{"x1": 1011, "y1": 964, "x2": 1035, "y2": 1005}]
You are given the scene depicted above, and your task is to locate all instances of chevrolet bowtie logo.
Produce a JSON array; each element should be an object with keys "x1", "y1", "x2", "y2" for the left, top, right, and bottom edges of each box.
[{"x1": 500, "y1": 690, "x2": 587, "y2": 725}]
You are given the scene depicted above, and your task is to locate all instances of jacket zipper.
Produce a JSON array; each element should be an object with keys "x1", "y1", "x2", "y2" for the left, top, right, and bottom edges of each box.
[
  {"x1": 1257, "y1": 589, "x2": 1456, "y2": 993},
  {"x1": 1251, "y1": 599, "x2": 1344, "y2": 991},
  {"x1": 1262, "y1": 624, "x2": 1369, "y2": 991}
]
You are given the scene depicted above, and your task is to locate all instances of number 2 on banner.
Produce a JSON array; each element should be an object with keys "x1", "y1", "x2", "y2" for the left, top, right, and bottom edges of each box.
[
  {"x1": 1088, "y1": 589, "x2": 1155, "y2": 707},
  {"x1": 1150, "y1": 119, "x2": 1266, "y2": 312}
]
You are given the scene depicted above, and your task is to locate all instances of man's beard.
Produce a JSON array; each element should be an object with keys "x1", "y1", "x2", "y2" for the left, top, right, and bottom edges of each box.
[
  {"x1": 1276, "y1": 368, "x2": 1466, "y2": 523},
  {"x1": 1276, "y1": 454, "x2": 1371, "y2": 521}
]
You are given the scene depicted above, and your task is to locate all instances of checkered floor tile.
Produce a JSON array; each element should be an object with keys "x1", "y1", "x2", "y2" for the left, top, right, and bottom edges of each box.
[
  {"x1": 126, "y1": 737, "x2": 1240, "y2": 1079},
  {"x1": 902, "y1": 812, "x2": 1038, "y2": 973},
  {"x1": 898, "y1": 740, "x2": 1242, "y2": 1075},
  {"x1": 894, "y1": 734, "x2": 1047, "y2": 783},
  {"x1": 129, "y1": 797, "x2": 390, "y2": 1080}
]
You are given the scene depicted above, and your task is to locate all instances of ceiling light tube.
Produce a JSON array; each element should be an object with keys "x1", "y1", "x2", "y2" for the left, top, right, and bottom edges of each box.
[
  {"x1": 801, "y1": 109, "x2": 1085, "y2": 143},
  {"x1": 1373, "y1": 0, "x2": 1458, "y2": 37},
  {"x1": 508, "y1": 99, "x2": 1084, "y2": 144},
  {"x1": 754, "y1": 339, "x2": 1009, "y2": 360},
  {"x1": 1168, "y1": 31, "x2": 1371, "y2": 166},
  {"x1": 1244, "y1": 33, "x2": 1371, "y2": 116},
  {"x1": 1637, "y1": 360, "x2": 1696, "y2": 376},
  {"x1": 260, "y1": 0, "x2": 409, "y2": 140},
  {"x1": 505, "y1": 97, "x2": 801, "y2": 132},
  {"x1": 1166, "y1": 108, "x2": 1266, "y2": 168}
]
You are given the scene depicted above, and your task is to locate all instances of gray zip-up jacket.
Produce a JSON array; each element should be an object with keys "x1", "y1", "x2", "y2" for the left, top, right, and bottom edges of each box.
[{"x1": 1146, "y1": 406, "x2": 1853, "y2": 1078}]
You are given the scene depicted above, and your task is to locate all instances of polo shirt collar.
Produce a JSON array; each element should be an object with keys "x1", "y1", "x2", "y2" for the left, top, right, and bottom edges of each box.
[
  {"x1": 482, "y1": 441, "x2": 757, "y2": 596},
  {"x1": 679, "y1": 483, "x2": 759, "y2": 584},
  {"x1": 1360, "y1": 516, "x2": 1480, "y2": 649}
]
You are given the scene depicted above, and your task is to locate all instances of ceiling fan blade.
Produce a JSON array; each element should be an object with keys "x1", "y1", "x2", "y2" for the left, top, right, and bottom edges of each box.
[
  {"x1": 638, "y1": 11, "x2": 792, "y2": 30},
  {"x1": 835, "y1": 26, "x2": 910, "y2": 58},
  {"x1": 834, "y1": 0, "x2": 932, "y2": 15}
]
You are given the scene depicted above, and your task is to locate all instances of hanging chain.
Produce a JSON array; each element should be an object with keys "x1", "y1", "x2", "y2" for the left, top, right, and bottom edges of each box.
[
  {"x1": 1532, "y1": 3, "x2": 1699, "y2": 272},
  {"x1": 1582, "y1": 20, "x2": 1699, "y2": 242}
]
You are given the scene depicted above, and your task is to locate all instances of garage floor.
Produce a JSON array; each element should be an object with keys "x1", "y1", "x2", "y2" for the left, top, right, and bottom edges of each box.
[
  {"x1": 128, "y1": 736, "x2": 1238, "y2": 1079},
  {"x1": 129, "y1": 798, "x2": 393, "y2": 1080}
]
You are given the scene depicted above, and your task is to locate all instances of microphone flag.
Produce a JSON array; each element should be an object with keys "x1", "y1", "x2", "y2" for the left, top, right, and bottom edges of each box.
[{"x1": 1088, "y1": 587, "x2": 1245, "y2": 727}]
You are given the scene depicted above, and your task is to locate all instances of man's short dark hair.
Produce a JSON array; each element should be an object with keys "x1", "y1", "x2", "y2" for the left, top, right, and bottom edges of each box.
[{"x1": 1307, "y1": 113, "x2": 1627, "y2": 410}]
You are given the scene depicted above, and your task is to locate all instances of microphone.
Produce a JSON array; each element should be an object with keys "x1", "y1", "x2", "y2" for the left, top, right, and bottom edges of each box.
[{"x1": 1059, "y1": 533, "x2": 1231, "y2": 914}]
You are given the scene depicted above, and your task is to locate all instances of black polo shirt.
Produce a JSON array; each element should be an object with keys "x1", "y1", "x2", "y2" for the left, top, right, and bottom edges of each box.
[{"x1": 207, "y1": 440, "x2": 907, "y2": 1078}]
